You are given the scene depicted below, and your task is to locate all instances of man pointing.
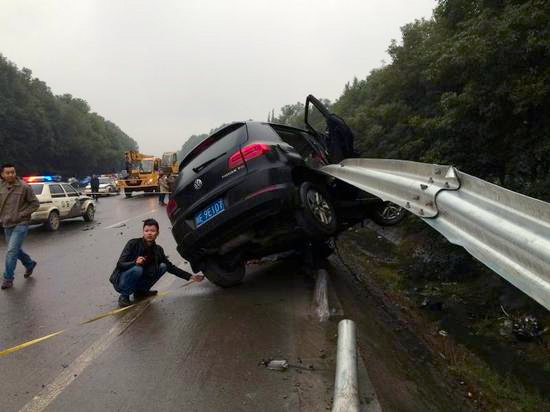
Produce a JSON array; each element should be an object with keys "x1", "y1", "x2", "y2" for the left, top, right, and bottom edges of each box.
[{"x1": 110, "y1": 218, "x2": 203, "y2": 307}]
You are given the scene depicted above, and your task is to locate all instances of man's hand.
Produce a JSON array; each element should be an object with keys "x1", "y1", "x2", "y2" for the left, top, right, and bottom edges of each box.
[
  {"x1": 191, "y1": 274, "x2": 204, "y2": 282},
  {"x1": 135, "y1": 256, "x2": 146, "y2": 266}
]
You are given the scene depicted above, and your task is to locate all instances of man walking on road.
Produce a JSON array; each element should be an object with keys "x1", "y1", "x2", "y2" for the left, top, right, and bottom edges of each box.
[
  {"x1": 0, "y1": 164, "x2": 40, "y2": 289},
  {"x1": 110, "y1": 218, "x2": 204, "y2": 307},
  {"x1": 90, "y1": 174, "x2": 100, "y2": 200},
  {"x1": 158, "y1": 172, "x2": 169, "y2": 206}
]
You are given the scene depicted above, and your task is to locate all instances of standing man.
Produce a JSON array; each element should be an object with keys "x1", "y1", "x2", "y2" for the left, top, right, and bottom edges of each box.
[
  {"x1": 110, "y1": 218, "x2": 204, "y2": 307},
  {"x1": 0, "y1": 164, "x2": 39, "y2": 289},
  {"x1": 90, "y1": 174, "x2": 100, "y2": 200},
  {"x1": 158, "y1": 172, "x2": 169, "y2": 206}
]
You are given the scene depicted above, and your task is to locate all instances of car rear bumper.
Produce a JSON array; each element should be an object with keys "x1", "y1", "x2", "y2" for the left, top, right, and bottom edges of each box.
[{"x1": 171, "y1": 167, "x2": 299, "y2": 262}]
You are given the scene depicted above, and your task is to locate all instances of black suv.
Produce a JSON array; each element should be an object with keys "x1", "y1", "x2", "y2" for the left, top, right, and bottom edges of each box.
[{"x1": 168, "y1": 96, "x2": 404, "y2": 286}]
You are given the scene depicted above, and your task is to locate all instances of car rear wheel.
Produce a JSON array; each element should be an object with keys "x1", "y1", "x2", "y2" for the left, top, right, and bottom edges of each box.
[
  {"x1": 203, "y1": 258, "x2": 245, "y2": 288},
  {"x1": 45, "y1": 210, "x2": 60, "y2": 231},
  {"x1": 296, "y1": 182, "x2": 337, "y2": 237},
  {"x1": 370, "y1": 201, "x2": 406, "y2": 226},
  {"x1": 83, "y1": 204, "x2": 95, "y2": 222}
]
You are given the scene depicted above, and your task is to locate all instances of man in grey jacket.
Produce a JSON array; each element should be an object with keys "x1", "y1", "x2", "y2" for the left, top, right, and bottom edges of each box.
[{"x1": 0, "y1": 164, "x2": 40, "y2": 289}]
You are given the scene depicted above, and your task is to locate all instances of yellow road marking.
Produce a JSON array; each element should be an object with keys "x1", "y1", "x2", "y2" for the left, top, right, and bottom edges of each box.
[{"x1": 0, "y1": 280, "x2": 197, "y2": 358}]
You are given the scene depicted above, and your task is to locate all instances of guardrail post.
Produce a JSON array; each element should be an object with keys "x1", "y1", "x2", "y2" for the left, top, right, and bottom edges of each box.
[
  {"x1": 332, "y1": 319, "x2": 360, "y2": 412},
  {"x1": 314, "y1": 269, "x2": 330, "y2": 322}
]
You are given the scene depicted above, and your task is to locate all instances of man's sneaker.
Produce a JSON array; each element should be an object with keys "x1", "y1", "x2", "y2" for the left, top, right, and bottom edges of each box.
[
  {"x1": 134, "y1": 290, "x2": 158, "y2": 300},
  {"x1": 24, "y1": 261, "x2": 37, "y2": 278},
  {"x1": 118, "y1": 295, "x2": 132, "y2": 307},
  {"x1": 1, "y1": 279, "x2": 13, "y2": 289}
]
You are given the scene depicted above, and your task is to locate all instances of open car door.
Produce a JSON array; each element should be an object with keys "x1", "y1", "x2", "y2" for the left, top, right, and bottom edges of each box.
[{"x1": 305, "y1": 94, "x2": 355, "y2": 163}]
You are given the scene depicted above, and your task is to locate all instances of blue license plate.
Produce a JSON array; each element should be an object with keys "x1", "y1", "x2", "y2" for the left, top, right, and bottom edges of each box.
[{"x1": 195, "y1": 198, "x2": 225, "y2": 227}]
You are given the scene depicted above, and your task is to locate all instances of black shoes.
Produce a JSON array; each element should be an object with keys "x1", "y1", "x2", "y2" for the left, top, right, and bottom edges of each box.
[
  {"x1": 118, "y1": 295, "x2": 133, "y2": 307},
  {"x1": 1, "y1": 279, "x2": 13, "y2": 289},
  {"x1": 24, "y1": 261, "x2": 37, "y2": 278},
  {"x1": 134, "y1": 290, "x2": 158, "y2": 300}
]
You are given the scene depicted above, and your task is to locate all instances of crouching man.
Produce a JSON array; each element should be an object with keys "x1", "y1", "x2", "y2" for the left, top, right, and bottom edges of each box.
[{"x1": 110, "y1": 218, "x2": 203, "y2": 307}]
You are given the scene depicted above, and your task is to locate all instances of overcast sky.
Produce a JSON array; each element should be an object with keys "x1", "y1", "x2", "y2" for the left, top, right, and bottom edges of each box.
[{"x1": 1, "y1": 0, "x2": 436, "y2": 155}]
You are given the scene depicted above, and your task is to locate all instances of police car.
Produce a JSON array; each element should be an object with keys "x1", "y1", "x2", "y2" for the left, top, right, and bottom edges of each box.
[{"x1": 24, "y1": 176, "x2": 96, "y2": 231}]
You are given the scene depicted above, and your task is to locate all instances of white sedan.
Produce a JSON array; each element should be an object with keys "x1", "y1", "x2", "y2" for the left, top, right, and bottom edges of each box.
[{"x1": 85, "y1": 177, "x2": 119, "y2": 196}]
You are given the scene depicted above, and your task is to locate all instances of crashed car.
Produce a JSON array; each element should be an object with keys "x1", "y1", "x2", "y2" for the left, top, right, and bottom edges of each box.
[{"x1": 168, "y1": 95, "x2": 405, "y2": 287}]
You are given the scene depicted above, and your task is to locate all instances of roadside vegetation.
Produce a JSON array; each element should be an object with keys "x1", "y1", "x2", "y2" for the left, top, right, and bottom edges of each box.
[
  {"x1": 0, "y1": 54, "x2": 137, "y2": 176},
  {"x1": 274, "y1": 0, "x2": 550, "y2": 201},
  {"x1": 271, "y1": 0, "x2": 549, "y2": 409},
  {"x1": 336, "y1": 222, "x2": 549, "y2": 411}
]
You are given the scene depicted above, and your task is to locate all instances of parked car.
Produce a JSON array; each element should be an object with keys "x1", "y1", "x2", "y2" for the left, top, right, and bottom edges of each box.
[
  {"x1": 25, "y1": 177, "x2": 96, "y2": 231},
  {"x1": 84, "y1": 176, "x2": 119, "y2": 196},
  {"x1": 79, "y1": 176, "x2": 91, "y2": 187},
  {"x1": 168, "y1": 96, "x2": 405, "y2": 287}
]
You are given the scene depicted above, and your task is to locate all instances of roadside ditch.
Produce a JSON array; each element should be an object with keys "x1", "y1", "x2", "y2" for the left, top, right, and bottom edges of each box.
[{"x1": 330, "y1": 217, "x2": 550, "y2": 411}]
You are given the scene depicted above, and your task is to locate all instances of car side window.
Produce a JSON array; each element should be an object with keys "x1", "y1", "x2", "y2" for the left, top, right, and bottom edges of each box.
[
  {"x1": 272, "y1": 127, "x2": 316, "y2": 157},
  {"x1": 49, "y1": 184, "x2": 66, "y2": 198},
  {"x1": 62, "y1": 183, "x2": 79, "y2": 197}
]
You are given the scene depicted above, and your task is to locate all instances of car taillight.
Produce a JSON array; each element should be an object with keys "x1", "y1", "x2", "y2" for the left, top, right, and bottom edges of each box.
[
  {"x1": 167, "y1": 198, "x2": 177, "y2": 218},
  {"x1": 228, "y1": 143, "x2": 271, "y2": 169}
]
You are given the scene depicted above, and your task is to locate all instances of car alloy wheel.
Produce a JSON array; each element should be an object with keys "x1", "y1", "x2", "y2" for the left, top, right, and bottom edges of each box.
[
  {"x1": 84, "y1": 204, "x2": 95, "y2": 222},
  {"x1": 46, "y1": 210, "x2": 60, "y2": 231},
  {"x1": 305, "y1": 188, "x2": 334, "y2": 225},
  {"x1": 296, "y1": 181, "x2": 337, "y2": 237},
  {"x1": 371, "y1": 201, "x2": 406, "y2": 226}
]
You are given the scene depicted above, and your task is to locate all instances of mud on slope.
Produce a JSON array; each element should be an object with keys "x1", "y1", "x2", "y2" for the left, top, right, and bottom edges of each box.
[{"x1": 330, "y1": 217, "x2": 550, "y2": 411}]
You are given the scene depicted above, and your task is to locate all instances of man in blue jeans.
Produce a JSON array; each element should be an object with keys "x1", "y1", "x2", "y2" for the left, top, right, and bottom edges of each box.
[
  {"x1": 0, "y1": 164, "x2": 40, "y2": 289},
  {"x1": 110, "y1": 218, "x2": 204, "y2": 307}
]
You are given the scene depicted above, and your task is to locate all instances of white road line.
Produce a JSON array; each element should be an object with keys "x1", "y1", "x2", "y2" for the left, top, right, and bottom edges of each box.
[
  {"x1": 104, "y1": 209, "x2": 158, "y2": 229},
  {"x1": 19, "y1": 275, "x2": 176, "y2": 412}
]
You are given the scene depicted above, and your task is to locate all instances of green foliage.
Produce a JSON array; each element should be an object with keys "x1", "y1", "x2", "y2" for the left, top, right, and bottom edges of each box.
[
  {"x1": 0, "y1": 54, "x2": 137, "y2": 176},
  {"x1": 329, "y1": 0, "x2": 550, "y2": 200}
]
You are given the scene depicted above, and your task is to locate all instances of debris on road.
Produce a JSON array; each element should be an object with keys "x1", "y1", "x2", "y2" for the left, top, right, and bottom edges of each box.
[{"x1": 259, "y1": 359, "x2": 289, "y2": 371}]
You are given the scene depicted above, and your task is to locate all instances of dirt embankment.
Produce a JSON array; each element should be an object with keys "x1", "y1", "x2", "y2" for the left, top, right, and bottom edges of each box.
[{"x1": 332, "y1": 217, "x2": 550, "y2": 411}]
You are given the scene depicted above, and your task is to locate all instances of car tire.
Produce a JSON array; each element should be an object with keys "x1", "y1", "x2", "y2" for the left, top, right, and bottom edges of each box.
[
  {"x1": 45, "y1": 210, "x2": 60, "y2": 231},
  {"x1": 203, "y1": 258, "x2": 245, "y2": 288},
  {"x1": 83, "y1": 204, "x2": 95, "y2": 222},
  {"x1": 296, "y1": 181, "x2": 337, "y2": 238},
  {"x1": 370, "y1": 201, "x2": 406, "y2": 226}
]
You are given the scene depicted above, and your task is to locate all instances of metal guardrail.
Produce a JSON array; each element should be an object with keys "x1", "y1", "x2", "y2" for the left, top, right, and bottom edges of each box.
[{"x1": 321, "y1": 159, "x2": 550, "y2": 312}]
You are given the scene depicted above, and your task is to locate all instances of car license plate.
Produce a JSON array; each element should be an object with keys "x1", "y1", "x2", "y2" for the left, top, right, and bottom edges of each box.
[{"x1": 195, "y1": 198, "x2": 225, "y2": 227}]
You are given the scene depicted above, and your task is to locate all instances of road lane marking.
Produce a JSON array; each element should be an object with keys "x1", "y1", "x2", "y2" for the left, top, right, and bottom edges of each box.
[
  {"x1": 104, "y1": 208, "x2": 159, "y2": 229},
  {"x1": 19, "y1": 275, "x2": 179, "y2": 412},
  {"x1": 19, "y1": 299, "x2": 154, "y2": 412},
  {"x1": 0, "y1": 278, "x2": 197, "y2": 357}
]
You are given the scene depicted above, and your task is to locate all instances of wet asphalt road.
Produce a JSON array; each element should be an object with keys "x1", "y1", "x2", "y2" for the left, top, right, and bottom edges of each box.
[{"x1": 0, "y1": 194, "x2": 337, "y2": 412}]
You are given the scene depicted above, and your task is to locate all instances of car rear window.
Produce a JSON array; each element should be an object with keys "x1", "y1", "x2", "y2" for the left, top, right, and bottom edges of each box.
[
  {"x1": 180, "y1": 123, "x2": 246, "y2": 170},
  {"x1": 30, "y1": 184, "x2": 44, "y2": 195}
]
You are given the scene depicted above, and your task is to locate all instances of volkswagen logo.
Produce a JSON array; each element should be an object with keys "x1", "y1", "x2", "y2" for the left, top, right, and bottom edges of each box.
[{"x1": 193, "y1": 179, "x2": 203, "y2": 190}]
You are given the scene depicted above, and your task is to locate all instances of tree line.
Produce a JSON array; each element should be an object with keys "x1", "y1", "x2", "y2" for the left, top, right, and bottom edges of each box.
[
  {"x1": 0, "y1": 54, "x2": 138, "y2": 177},
  {"x1": 272, "y1": 0, "x2": 550, "y2": 201}
]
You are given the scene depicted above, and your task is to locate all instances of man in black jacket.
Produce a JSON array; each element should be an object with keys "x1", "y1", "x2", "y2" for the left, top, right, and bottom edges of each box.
[
  {"x1": 110, "y1": 218, "x2": 203, "y2": 307},
  {"x1": 90, "y1": 174, "x2": 100, "y2": 200}
]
